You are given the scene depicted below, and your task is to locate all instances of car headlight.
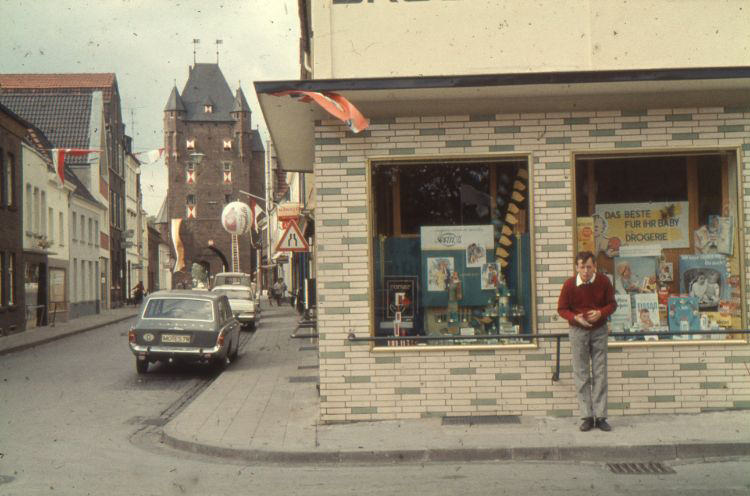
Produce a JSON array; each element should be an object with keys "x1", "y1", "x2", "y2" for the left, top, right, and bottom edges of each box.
[{"x1": 143, "y1": 333, "x2": 155, "y2": 342}]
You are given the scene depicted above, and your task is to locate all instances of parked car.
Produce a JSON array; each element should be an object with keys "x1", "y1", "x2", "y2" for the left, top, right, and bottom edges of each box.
[
  {"x1": 128, "y1": 290, "x2": 241, "y2": 374},
  {"x1": 212, "y1": 271, "x2": 260, "y2": 320},
  {"x1": 212, "y1": 285, "x2": 257, "y2": 330}
]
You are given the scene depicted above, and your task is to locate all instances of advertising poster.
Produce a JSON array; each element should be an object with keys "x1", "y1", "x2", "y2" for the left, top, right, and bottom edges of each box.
[
  {"x1": 613, "y1": 256, "x2": 659, "y2": 295},
  {"x1": 594, "y1": 202, "x2": 690, "y2": 250},
  {"x1": 634, "y1": 293, "x2": 659, "y2": 331},
  {"x1": 668, "y1": 296, "x2": 701, "y2": 334},
  {"x1": 576, "y1": 217, "x2": 596, "y2": 253},
  {"x1": 679, "y1": 254, "x2": 729, "y2": 309},
  {"x1": 49, "y1": 269, "x2": 66, "y2": 305},
  {"x1": 610, "y1": 293, "x2": 633, "y2": 332},
  {"x1": 426, "y1": 257, "x2": 453, "y2": 292},
  {"x1": 480, "y1": 263, "x2": 499, "y2": 290},
  {"x1": 384, "y1": 276, "x2": 417, "y2": 327},
  {"x1": 421, "y1": 225, "x2": 494, "y2": 252}
]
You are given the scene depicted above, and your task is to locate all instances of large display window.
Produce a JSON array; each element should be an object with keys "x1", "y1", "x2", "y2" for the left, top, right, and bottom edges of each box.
[
  {"x1": 370, "y1": 157, "x2": 533, "y2": 347},
  {"x1": 574, "y1": 150, "x2": 746, "y2": 343}
]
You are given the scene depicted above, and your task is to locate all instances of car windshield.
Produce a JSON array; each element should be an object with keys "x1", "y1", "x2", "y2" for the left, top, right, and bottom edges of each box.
[
  {"x1": 214, "y1": 289, "x2": 251, "y2": 300},
  {"x1": 214, "y1": 275, "x2": 251, "y2": 286},
  {"x1": 142, "y1": 298, "x2": 214, "y2": 321}
]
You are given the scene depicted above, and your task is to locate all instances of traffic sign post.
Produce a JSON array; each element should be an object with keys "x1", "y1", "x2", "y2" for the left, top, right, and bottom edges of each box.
[{"x1": 274, "y1": 219, "x2": 310, "y2": 252}]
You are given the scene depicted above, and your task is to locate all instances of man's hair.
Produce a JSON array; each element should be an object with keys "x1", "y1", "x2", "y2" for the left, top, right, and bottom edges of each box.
[{"x1": 576, "y1": 251, "x2": 596, "y2": 264}]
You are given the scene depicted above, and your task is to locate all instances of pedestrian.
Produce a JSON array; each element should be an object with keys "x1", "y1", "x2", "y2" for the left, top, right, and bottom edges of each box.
[
  {"x1": 272, "y1": 278, "x2": 286, "y2": 306},
  {"x1": 557, "y1": 251, "x2": 617, "y2": 432},
  {"x1": 132, "y1": 281, "x2": 145, "y2": 305}
]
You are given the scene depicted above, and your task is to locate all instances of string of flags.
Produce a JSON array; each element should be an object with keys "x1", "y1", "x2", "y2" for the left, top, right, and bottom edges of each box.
[
  {"x1": 51, "y1": 148, "x2": 100, "y2": 184},
  {"x1": 273, "y1": 90, "x2": 370, "y2": 134},
  {"x1": 133, "y1": 147, "x2": 165, "y2": 165}
]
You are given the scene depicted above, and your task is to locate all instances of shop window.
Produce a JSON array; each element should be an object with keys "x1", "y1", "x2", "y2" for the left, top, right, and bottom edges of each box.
[
  {"x1": 370, "y1": 158, "x2": 532, "y2": 348},
  {"x1": 574, "y1": 151, "x2": 745, "y2": 343}
]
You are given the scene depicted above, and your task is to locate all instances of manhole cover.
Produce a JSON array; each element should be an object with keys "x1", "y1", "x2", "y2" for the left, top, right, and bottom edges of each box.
[
  {"x1": 607, "y1": 462, "x2": 676, "y2": 474},
  {"x1": 442, "y1": 415, "x2": 521, "y2": 425},
  {"x1": 288, "y1": 376, "x2": 319, "y2": 383}
]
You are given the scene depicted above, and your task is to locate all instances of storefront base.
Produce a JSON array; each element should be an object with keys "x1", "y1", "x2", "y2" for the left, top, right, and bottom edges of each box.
[{"x1": 69, "y1": 300, "x2": 100, "y2": 320}]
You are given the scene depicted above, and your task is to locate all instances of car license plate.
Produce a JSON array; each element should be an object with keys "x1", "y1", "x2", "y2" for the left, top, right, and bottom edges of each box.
[{"x1": 161, "y1": 334, "x2": 191, "y2": 344}]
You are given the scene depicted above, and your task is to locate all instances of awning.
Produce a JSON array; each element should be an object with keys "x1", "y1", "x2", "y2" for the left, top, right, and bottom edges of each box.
[{"x1": 254, "y1": 66, "x2": 750, "y2": 173}]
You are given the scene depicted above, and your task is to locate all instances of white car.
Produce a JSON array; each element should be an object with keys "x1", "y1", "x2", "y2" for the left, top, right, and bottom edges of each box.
[{"x1": 212, "y1": 285, "x2": 257, "y2": 330}]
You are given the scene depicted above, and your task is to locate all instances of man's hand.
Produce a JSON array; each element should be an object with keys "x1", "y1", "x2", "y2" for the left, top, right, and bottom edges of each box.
[
  {"x1": 574, "y1": 314, "x2": 592, "y2": 328},
  {"x1": 585, "y1": 309, "x2": 601, "y2": 323}
]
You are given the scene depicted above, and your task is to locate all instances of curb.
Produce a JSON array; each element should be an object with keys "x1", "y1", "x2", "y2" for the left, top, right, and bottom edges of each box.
[
  {"x1": 0, "y1": 313, "x2": 138, "y2": 356},
  {"x1": 161, "y1": 429, "x2": 750, "y2": 465}
]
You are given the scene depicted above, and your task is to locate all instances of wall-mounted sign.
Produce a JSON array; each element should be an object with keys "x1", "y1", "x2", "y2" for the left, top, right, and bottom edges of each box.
[
  {"x1": 277, "y1": 202, "x2": 301, "y2": 221},
  {"x1": 594, "y1": 202, "x2": 690, "y2": 250}
]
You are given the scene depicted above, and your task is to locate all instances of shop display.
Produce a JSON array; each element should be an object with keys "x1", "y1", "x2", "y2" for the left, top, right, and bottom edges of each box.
[
  {"x1": 679, "y1": 254, "x2": 729, "y2": 310},
  {"x1": 613, "y1": 256, "x2": 659, "y2": 295},
  {"x1": 577, "y1": 217, "x2": 596, "y2": 253},
  {"x1": 694, "y1": 216, "x2": 734, "y2": 255},
  {"x1": 610, "y1": 293, "x2": 633, "y2": 333},
  {"x1": 668, "y1": 296, "x2": 700, "y2": 336},
  {"x1": 594, "y1": 201, "x2": 690, "y2": 253}
]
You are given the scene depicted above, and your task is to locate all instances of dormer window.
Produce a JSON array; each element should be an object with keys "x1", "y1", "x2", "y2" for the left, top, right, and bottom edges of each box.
[
  {"x1": 204, "y1": 105, "x2": 213, "y2": 113},
  {"x1": 223, "y1": 139, "x2": 232, "y2": 150},
  {"x1": 186, "y1": 139, "x2": 195, "y2": 150}
]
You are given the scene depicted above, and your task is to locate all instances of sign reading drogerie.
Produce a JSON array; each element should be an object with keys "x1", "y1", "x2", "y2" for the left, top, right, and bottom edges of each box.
[{"x1": 594, "y1": 202, "x2": 690, "y2": 250}]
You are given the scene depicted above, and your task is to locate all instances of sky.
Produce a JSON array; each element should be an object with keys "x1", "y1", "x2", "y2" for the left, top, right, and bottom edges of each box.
[{"x1": 1, "y1": 0, "x2": 300, "y2": 216}]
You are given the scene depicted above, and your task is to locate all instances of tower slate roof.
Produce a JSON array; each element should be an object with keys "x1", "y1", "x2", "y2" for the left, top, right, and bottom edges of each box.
[
  {"x1": 251, "y1": 129, "x2": 264, "y2": 152},
  {"x1": 164, "y1": 86, "x2": 186, "y2": 112},
  {"x1": 180, "y1": 63, "x2": 235, "y2": 122},
  {"x1": 232, "y1": 87, "x2": 251, "y2": 113}
]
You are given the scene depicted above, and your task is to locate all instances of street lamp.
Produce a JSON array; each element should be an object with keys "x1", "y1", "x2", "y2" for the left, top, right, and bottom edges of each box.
[{"x1": 189, "y1": 152, "x2": 205, "y2": 166}]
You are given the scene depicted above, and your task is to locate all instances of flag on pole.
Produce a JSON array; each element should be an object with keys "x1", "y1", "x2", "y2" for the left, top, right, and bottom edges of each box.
[
  {"x1": 250, "y1": 199, "x2": 265, "y2": 233},
  {"x1": 273, "y1": 90, "x2": 369, "y2": 134},
  {"x1": 134, "y1": 147, "x2": 165, "y2": 165},
  {"x1": 51, "y1": 148, "x2": 100, "y2": 184}
]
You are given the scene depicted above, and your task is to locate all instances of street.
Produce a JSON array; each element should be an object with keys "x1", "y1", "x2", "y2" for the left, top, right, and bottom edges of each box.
[{"x1": 0, "y1": 316, "x2": 747, "y2": 495}]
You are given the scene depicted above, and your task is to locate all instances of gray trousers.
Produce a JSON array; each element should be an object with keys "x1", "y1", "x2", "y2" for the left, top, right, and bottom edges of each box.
[{"x1": 569, "y1": 325, "x2": 608, "y2": 419}]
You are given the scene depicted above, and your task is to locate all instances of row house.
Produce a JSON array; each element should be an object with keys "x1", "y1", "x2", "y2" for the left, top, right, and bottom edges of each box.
[{"x1": 125, "y1": 140, "x2": 148, "y2": 299}]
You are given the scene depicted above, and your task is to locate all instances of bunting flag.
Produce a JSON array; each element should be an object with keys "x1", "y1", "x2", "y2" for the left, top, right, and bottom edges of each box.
[
  {"x1": 171, "y1": 218, "x2": 185, "y2": 272},
  {"x1": 51, "y1": 148, "x2": 100, "y2": 184},
  {"x1": 250, "y1": 199, "x2": 264, "y2": 233},
  {"x1": 134, "y1": 147, "x2": 165, "y2": 165},
  {"x1": 273, "y1": 90, "x2": 370, "y2": 134}
]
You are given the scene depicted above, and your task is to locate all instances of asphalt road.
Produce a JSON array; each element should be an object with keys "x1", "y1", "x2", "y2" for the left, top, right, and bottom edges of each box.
[{"x1": 1, "y1": 318, "x2": 748, "y2": 495}]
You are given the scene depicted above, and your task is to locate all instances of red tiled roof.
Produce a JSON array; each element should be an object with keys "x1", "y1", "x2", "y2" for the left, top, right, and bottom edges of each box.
[{"x1": 0, "y1": 73, "x2": 116, "y2": 90}]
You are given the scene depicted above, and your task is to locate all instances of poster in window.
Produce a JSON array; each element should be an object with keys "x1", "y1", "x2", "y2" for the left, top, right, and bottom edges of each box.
[
  {"x1": 708, "y1": 215, "x2": 733, "y2": 256},
  {"x1": 668, "y1": 295, "x2": 700, "y2": 333},
  {"x1": 49, "y1": 268, "x2": 65, "y2": 304},
  {"x1": 576, "y1": 217, "x2": 596, "y2": 253},
  {"x1": 480, "y1": 263, "x2": 499, "y2": 290},
  {"x1": 679, "y1": 254, "x2": 729, "y2": 310},
  {"x1": 613, "y1": 256, "x2": 659, "y2": 295},
  {"x1": 594, "y1": 202, "x2": 690, "y2": 250},
  {"x1": 634, "y1": 293, "x2": 659, "y2": 332},
  {"x1": 426, "y1": 257, "x2": 453, "y2": 292},
  {"x1": 465, "y1": 242, "x2": 486, "y2": 268},
  {"x1": 610, "y1": 293, "x2": 633, "y2": 332},
  {"x1": 384, "y1": 276, "x2": 417, "y2": 322}
]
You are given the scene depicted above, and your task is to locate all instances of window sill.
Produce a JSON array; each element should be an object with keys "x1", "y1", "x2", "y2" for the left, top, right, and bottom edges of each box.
[{"x1": 371, "y1": 342, "x2": 538, "y2": 352}]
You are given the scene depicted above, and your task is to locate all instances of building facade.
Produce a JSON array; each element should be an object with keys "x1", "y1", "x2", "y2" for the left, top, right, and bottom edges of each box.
[
  {"x1": 163, "y1": 63, "x2": 265, "y2": 285},
  {"x1": 256, "y1": 1, "x2": 750, "y2": 422}
]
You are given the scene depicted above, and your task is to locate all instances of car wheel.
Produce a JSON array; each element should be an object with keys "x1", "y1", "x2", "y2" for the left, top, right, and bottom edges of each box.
[
  {"x1": 136, "y1": 359, "x2": 148, "y2": 374},
  {"x1": 215, "y1": 352, "x2": 230, "y2": 372},
  {"x1": 247, "y1": 321, "x2": 256, "y2": 332}
]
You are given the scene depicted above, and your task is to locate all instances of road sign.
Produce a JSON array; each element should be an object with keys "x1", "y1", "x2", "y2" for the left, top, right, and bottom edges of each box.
[{"x1": 275, "y1": 219, "x2": 309, "y2": 252}]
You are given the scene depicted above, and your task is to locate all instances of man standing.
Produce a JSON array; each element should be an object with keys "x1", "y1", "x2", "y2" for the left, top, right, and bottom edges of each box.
[
  {"x1": 272, "y1": 278, "x2": 286, "y2": 307},
  {"x1": 557, "y1": 251, "x2": 617, "y2": 432}
]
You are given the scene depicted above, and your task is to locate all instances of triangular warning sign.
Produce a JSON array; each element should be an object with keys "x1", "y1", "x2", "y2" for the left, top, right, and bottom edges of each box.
[{"x1": 275, "y1": 219, "x2": 309, "y2": 252}]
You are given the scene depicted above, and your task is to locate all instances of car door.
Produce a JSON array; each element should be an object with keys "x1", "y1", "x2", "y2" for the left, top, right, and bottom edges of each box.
[{"x1": 220, "y1": 296, "x2": 239, "y2": 345}]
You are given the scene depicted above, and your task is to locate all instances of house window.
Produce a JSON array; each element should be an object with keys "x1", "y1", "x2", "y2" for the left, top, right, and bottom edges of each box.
[
  {"x1": 0, "y1": 148, "x2": 5, "y2": 207},
  {"x1": 48, "y1": 208, "x2": 54, "y2": 243},
  {"x1": 25, "y1": 183, "x2": 32, "y2": 233},
  {"x1": 8, "y1": 253, "x2": 14, "y2": 305},
  {"x1": 73, "y1": 259, "x2": 77, "y2": 301},
  {"x1": 94, "y1": 221, "x2": 99, "y2": 247},
  {"x1": 369, "y1": 158, "x2": 532, "y2": 348},
  {"x1": 80, "y1": 214, "x2": 85, "y2": 243},
  {"x1": 33, "y1": 188, "x2": 40, "y2": 234},
  {"x1": 0, "y1": 253, "x2": 4, "y2": 305},
  {"x1": 186, "y1": 139, "x2": 195, "y2": 150},
  {"x1": 72, "y1": 212, "x2": 77, "y2": 241},
  {"x1": 88, "y1": 218, "x2": 93, "y2": 245},
  {"x1": 223, "y1": 140, "x2": 232, "y2": 151},
  {"x1": 224, "y1": 194, "x2": 231, "y2": 204},
  {"x1": 59, "y1": 212, "x2": 64, "y2": 246},
  {"x1": 6, "y1": 153, "x2": 14, "y2": 207},
  {"x1": 41, "y1": 192, "x2": 47, "y2": 238}
]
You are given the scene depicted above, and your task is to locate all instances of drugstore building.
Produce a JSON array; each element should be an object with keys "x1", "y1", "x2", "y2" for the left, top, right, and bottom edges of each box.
[{"x1": 256, "y1": 0, "x2": 750, "y2": 422}]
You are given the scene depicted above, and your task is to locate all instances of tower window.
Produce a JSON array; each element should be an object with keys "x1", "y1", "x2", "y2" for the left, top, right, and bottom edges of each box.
[
  {"x1": 204, "y1": 105, "x2": 213, "y2": 113},
  {"x1": 186, "y1": 139, "x2": 195, "y2": 150},
  {"x1": 222, "y1": 161, "x2": 232, "y2": 172},
  {"x1": 186, "y1": 194, "x2": 196, "y2": 205}
]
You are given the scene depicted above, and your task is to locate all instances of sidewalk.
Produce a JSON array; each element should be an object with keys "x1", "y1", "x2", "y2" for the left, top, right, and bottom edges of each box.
[
  {"x1": 0, "y1": 306, "x2": 139, "y2": 356},
  {"x1": 163, "y1": 302, "x2": 750, "y2": 464}
]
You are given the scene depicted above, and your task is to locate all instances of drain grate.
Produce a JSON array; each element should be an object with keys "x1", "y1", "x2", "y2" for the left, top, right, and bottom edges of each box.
[
  {"x1": 288, "y1": 376, "x2": 319, "y2": 383},
  {"x1": 607, "y1": 462, "x2": 676, "y2": 475},
  {"x1": 442, "y1": 415, "x2": 521, "y2": 426}
]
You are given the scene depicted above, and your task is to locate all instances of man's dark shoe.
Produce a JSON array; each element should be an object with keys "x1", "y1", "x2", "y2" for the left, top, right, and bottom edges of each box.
[
  {"x1": 596, "y1": 418, "x2": 612, "y2": 431},
  {"x1": 579, "y1": 417, "x2": 594, "y2": 432}
]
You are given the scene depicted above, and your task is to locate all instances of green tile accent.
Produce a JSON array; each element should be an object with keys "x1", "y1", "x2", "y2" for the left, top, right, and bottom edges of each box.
[
  {"x1": 536, "y1": 264, "x2": 549, "y2": 272},
  {"x1": 323, "y1": 219, "x2": 349, "y2": 226},
  {"x1": 622, "y1": 370, "x2": 649, "y2": 378},
  {"x1": 666, "y1": 114, "x2": 693, "y2": 121},
  {"x1": 320, "y1": 155, "x2": 348, "y2": 163},
  {"x1": 420, "y1": 128, "x2": 446, "y2": 136},
  {"x1": 539, "y1": 181, "x2": 566, "y2": 188},
  {"x1": 546, "y1": 137, "x2": 572, "y2": 144},
  {"x1": 700, "y1": 382, "x2": 727, "y2": 389},
  {"x1": 590, "y1": 129, "x2": 615, "y2": 137},
  {"x1": 343, "y1": 237, "x2": 368, "y2": 245},
  {"x1": 318, "y1": 188, "x2": 342, "y2": 196},
  {"x1": 724, "y1": 106, "x2": 750, "y2": 113},
  {"x1": 468, "y1": 350, "x2": 495, "y2": 356},
  {"x1": 318, "y1": 263, "x2": 343, "y2": 270},
  {"x1": 608, "y1": 347, "x2": 624, "y2": 353},
  {"x1": 622, "y1": 109, "x2": 647, "y2": 117},
  {"x1": 496, "y1": 373, "x2": 522, "y2": 380},
  {"x1": 320, "y1": 351, "x2": 345, "y2": 359},
  {"x1": 446, "y1": 140, "x2": 471, "y2": 147},
  {"x1": 325, "y1": 307, "x2": 351, "y2": 315},
  {"x1": 539, "y1": 244, "x2": 567, "y2": 252},
  {"x1": 671, "y1": 133, "x2": 699, "y2": 140},
  {"x1": 726, "y1": 356, "x2": 750, "y2": 363},
  {"x1": 527, "y1": 391, "x2": 553, "y2": 399},
  {"x1": 608, "y1": 402, "x2": 630, "y2": 410},
  {"x1": 648, "y1": 395, "x2": 676, "y2": 403},
  {"x1": 396, "y1": 387, "x2": 421, "y2": 395},
  {"x1": 351, "y1": 407, "x2": 377, "y2": 414},
  {"x1": 471, "y1": 398, "x2": 497, "y2": 406},
  {"x1": 494, "y1": 126, "x2": 521, "y2": 134},
  {"x1": 470, "y1": 114, "x2": 496, "y2": 122},
  {"x1": 733, "y1": 401, "x2": 750, "y2": 409},
  {"x1": 421, "y1": 411, "x2": 448, "y2": 418},
  {"x1": 375, "y1": 356, "x2": 401, "y2": 364},
  {"x1": 324, "y1": 281, "x2": 350, "y2": 289},
  {"x1": 680, "y1": 362, "x2": 707, "y2": 370},
  {"x1": 553, "y1": 365, "x2": 573, "y2": 373},
  {"x1": 719, "y1": 125, "x2": 744, "y2": 133},
  {"x1": 350, "y1": 293, "x2": 369, "y2": 301},
  {"x1": 536, "y1": 226, "x2": 548, "y2": 234},
  {"x1": 369, "y1": 117, "x2": 396, "y2": 125},
  {"x1": 450, "y1": 367, "x2": 476, "y2": 375},
  {"x1": 347, "y1": 206, "x2": 368, "y2": 214},
  {"x1": 742, "y1": 144, "x2": 750, "y2": 151},
  {"x1": 389, "y1": 148, "x2": 415, "y2": 155},
  {"x1": 615, "y1": 141, "x2": 642, "y2": 148},
  {"x1": 489, "y1": 145, "x2": 516, "y2": 152},
  {"x1": 622, "y1": 122, "x2": 648, "y2": 129},
  {"x1": 564, "y1": 117, "x2": 590, "y2": 125},
  {"x1": 346, "y1": 130, "x2": 371, "y2": 138},
  {"x1": 315, "y1": 138, "x2": 341, "y2": 145},
  {"x1": 545, "y1": 162, "x2": 570, "y2": 169},
  {"x1": 701, "y1": 407, "x2": 730, "y2": 413},
  {"x1": 549, "y1": 277, "x2": 567, "y2": 284},
  {"x1": 346, "y1": 168, "x2": 366, "y2": 176},
  {"x1": 547, "y1": 409, "x2": 574, "y2": 417},
  {"x1": 345, "y1": 376, "x2": 371, "y2": 383},
  {"x1": 526, "y1": 354, "x2": 551, "y2": 361}
]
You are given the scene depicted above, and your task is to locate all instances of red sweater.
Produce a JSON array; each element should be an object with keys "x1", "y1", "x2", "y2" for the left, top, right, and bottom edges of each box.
[{"x1": 557, "y1": 274, "x2": 617, "y2": 329}]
